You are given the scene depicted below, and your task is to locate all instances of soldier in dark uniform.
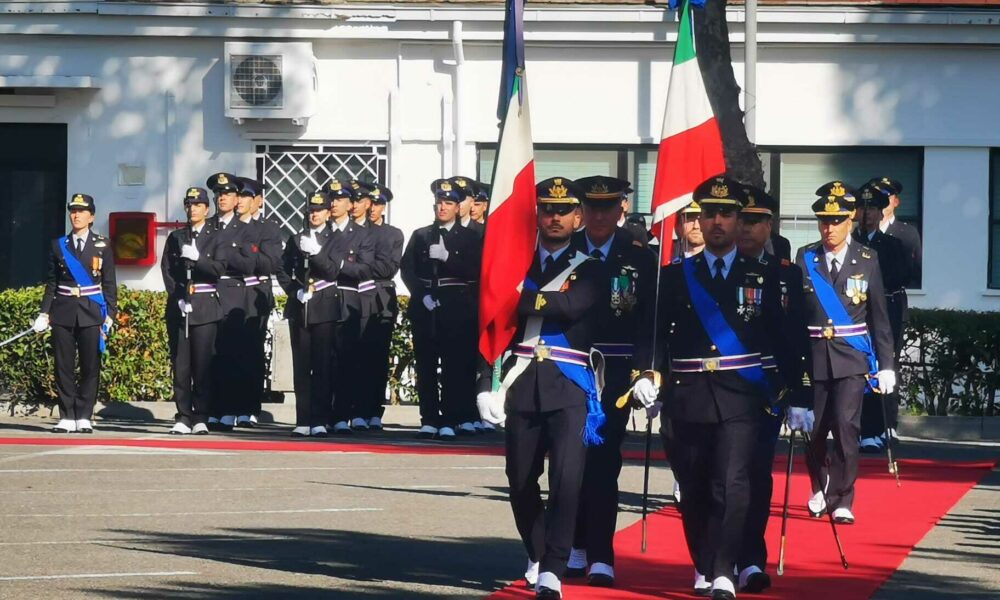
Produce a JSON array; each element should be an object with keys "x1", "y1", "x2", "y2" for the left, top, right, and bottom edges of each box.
[
  {"x1": 470, "y1": 182, "x2": 490, "y2": 226},
  {"x1": 674, "y1": 200, "x2": 706, "y2": 260},
  {"x1": 233, "y1": 177, "x2": 284, "y2": 428},
  {"x1": 852, "y1": 182, "x2": 910, "y2": 452},
  {"x1": 619, "y1": 187, "x2": 652, "y2": 250},
  {"x1": 657, "y1": 176, "x2": 794, "y2": 600},
  {"x1": 161, "y1": 187, "x2": 226, "y2": 435},
  {"x1": 327, "y1": 180, "x2": 377, "y2": 433},
  {"x1": 876, "y1": 177, "x2": 922, "y2": 289},
  {"x1": 478, "y1": 177, "x2": 608, "y2": 599},
  {"x1": 354, "y1": 182, "x2": 403, "y2": 430},
  {"x1": 400, "y1": 179, "x2": 482, "y2": 440},
  {"x1": 450, "y1": 176, "x2": 486, "y2": 238},
  {"x1": 276, "y1": 190, "x2": 342, "y2": 437},
  {"x1": 36, "y1": 193, "x2": 118, "y2": 434},
  {"x1": 563, "y1": 176, "x2": 656, "y2": 587},
  {"x1": 735, "y1": 185, "x2": 812, "y2": 594},
  {"x1": 797, "y1": 181, "x2": 896, "y2": 525}
]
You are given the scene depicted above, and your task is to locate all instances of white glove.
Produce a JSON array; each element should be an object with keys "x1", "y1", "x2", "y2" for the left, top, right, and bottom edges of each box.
[
  {"x1": 632, "y1": 377, "x2": 659, "y2": 408},
  {"x1": 877, "y1": 370, "x2": 896, "y2": 395},
  {"x1": 103, "y1": 316, "x2": 114, "y2": 336},
  {"x1": 177, "y1": 299, "x2": 194, "y2": 314},
  {"x1": 180, "y1": 243, "x2": 200, "y2": 262},
  {"x1": 805, "y1": 410, "x2": 815, "y2": 432},
  {"x1": 296, "y1": 289, "x2": 313, "y2": 304},
  {"x1": 422, "y1": 295, "x2": 437, "y2": 311},
  {"x1": 32, "y1": 313, "x2": 50, "y2": 333},
  {"x1": 477, "y1": 391, "x2": 506, "y2": 425},
  {"x1": 299, "y1": 234, "x2": 322, "y2": 256},
  {"x1": 787, "y1": 407, "x2": 811, "y2": 432},
  {"x1": 646, "y1": 401, "x2": 662, "y2": 420},
  {"x1": 428, "y1": 238, "x2": 449, "y2": 262}
]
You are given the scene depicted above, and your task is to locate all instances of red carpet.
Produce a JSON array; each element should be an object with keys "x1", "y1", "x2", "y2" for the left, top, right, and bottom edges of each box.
[{"x1": 489, "y1": 458, "x2": 994, "y2": 600}]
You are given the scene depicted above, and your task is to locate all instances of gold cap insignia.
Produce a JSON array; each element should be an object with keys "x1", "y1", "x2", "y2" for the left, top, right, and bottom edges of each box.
[
  {"x1": 310, "y1": 194, "x2": 325, "y2": 205},
  {"x1": 72, "y1": 194, "x2": 86, "y2": 203},
  {"x1": 440, "y1": 182, "x2": 452, "y2": 192},
  {"x1": 186, "y1": 188, "x2": 199, "y2": 198},
  {"x1": 590, "y1": 183, "x2": 609, "y2": 195},
  {"x1": 372, "y1": 188, "x2": 381, "y2": 197},
  {"x1": 217, "y1": 174, "x2": 229, "y2": 185},
  {"x1": 831, "y1": 182, "x2": 846, "y2": 197},
  {"x1": 711, "y1": 184, "x2": 729, "y2": 198},
  {"x1": 825, "y1": 199, "x2": 840, "y2": 213},
  {"x1": 549, "y1": 181, "x2": 569, "y2": 199},
  {"x1": 861, "y1": 188, "x2": 873, "y2": 200},
  {"x1": 746, "y1": 194, "x2": 757, "y2": 207},
  {"x1": 454, "y1": 178, "x2": 467, "y2": 188},
  {"x1": 331, "y1": 181, "x2": 343, "y2": 191}
]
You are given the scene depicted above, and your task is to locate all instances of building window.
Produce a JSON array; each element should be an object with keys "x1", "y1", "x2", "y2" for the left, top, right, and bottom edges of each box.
[
  {"x1": 763, "y1": 147, "x2": 923, "y2": 265},
  {"x1": 256, "y1": 143, "x2": 387, "y2": 236},
  {"x1": 477, "y1": 145, "x2": 658, "y2": 216},
  {"x1": 990, "y1": 150, "x2": 1000, "y2": 289}
]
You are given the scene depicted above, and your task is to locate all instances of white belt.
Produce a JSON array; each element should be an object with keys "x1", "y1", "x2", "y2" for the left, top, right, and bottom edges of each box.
[{"x1": 57, "y1": 285, "x2": 101, "y2": 297}]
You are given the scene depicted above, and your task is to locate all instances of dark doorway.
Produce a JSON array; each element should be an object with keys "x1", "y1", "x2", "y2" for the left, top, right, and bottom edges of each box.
[{"x1": 0, "y1": 123, "x2": 67, "y2": 289}]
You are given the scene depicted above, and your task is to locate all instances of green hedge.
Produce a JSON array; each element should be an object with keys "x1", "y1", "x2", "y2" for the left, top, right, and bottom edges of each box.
[
  {"x1": 0, "y1": 286, "x2": 416, "y2": 408},
  {"x1": 901, "y1": 308, "x2": 1000, "y2": 416}
]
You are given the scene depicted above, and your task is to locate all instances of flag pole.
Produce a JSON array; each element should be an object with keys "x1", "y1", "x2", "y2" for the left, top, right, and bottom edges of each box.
[{"x1": 640, "y1": 236, "x2": 665, "y2": 553}]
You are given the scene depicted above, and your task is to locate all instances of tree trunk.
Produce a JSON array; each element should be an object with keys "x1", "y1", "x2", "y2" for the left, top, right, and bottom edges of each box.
[{"x1": 692, "y1": 0, "x2": 765, "y2": 188}]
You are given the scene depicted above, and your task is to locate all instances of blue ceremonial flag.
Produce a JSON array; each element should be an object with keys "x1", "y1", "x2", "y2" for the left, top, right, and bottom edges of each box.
[{"x1": 496, "y1": 0, "x2": 526, "y2": 121}]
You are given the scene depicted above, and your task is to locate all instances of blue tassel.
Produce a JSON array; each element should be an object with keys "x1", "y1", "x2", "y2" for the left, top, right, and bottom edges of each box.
[
  {"x1": 669, "y1": 0, "x2": 706, "y2": 11},
  {"x1": 582, "y1": 393, "x2": 606, "y2": 447}
]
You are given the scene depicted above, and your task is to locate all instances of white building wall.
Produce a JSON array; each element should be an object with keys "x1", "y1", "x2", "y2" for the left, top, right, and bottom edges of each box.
[{"x1": 0, "y1": 5, "x2": 998, "y2": 310}]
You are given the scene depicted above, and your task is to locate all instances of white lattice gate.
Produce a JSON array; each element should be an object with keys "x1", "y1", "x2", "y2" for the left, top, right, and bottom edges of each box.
[{"x1": 256, "y1": 143, "x2": 388, "y2": 235}]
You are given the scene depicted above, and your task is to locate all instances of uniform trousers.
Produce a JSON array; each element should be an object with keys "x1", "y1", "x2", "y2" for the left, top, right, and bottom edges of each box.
[
  {"x1": 289, "y1": 320, "x2": 336, "y2": 428},
  {"x1": 738, "y1": 409, "x2": 783, "y2": 572},
  {"x1": 213, "y1": 310, "x2": 255, "y2": 418},
  {"x1": 411, "y1": 316, "x2": 477, "y2": 427},
  {"x1": 358, "y1": 312, "x2": 394, "y2": 419},
  {"x1": 671, "y1": 409, "x2": 758, "y2": 583},
  {"x1": 244, "y1": 314, "x2": 268, "y2": 416},
  {"x1": 859, "y1": 391, "x2": 892, "y2": 439},
  {"x1": 167, "y1": 317, "x2": 217, "y2": 427},
  {"x1": 331, "y1": 312, "x2": 368, "y2": 424},
  {"x1": 51, "y1": 323, "x2": 102, "y2": 422},
  {"x1": 807, "y1": 375, "x2": 866, "y2": 510},
  {"x1": 572, "y1": 360, "x2": 631, "y2": 566},
  {"x1": 506, "y1": 403, "x2": 588, "y2": 578}
]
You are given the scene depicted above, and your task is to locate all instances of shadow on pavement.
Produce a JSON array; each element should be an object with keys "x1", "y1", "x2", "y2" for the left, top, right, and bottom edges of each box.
[{"x1": 91, "y1": 528, "x2": 524, "y2": 598}]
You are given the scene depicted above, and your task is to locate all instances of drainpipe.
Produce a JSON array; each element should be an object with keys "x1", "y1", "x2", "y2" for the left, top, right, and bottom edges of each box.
[
  {"x1": 744, "y1": 0, "x2": 757, "y2": 144},
  {"x1": 451, "y1": 20, "x2": 466, "y2": 176}
]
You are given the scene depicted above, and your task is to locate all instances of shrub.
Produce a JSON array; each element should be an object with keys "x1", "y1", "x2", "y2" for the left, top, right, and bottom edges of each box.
[{"x1": 900, "y1": 308, "x2": 1000, "y2": 416}]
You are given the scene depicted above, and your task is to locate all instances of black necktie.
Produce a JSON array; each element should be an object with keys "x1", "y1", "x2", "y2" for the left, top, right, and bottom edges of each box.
[
  {"x1": 591, "y1": 249, "x2": 603, "y2": 260},
  {"x1": 544, "y1": 255, "x2": 556, "y2": 272},
  {"x1": 830, "y1": 257, "x2": 840, "y2": 282},
  {"x1": 76, "y1": 238, "x2": 84, "y2": 256},
  {"x1": 713, "y1": 257, "x2": 726, "y2": 282}
]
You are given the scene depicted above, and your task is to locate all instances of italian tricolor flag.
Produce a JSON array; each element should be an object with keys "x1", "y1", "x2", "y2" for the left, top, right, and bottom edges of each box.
[{"x1": 650, "y1": 0, "x2": 726, "y2": 265}]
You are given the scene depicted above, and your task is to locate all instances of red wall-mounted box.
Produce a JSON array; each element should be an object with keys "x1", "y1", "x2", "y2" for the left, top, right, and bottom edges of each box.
[{"x1": 109, "y1": 212, "x2": 157, "y2": 267}]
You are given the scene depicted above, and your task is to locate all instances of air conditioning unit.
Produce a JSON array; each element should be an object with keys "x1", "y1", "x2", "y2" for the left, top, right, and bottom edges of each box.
[{"x1": 224, "y1": 42, "x2": 317, "y2": 126}]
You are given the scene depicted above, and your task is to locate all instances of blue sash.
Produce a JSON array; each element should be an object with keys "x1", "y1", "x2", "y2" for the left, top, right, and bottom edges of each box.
[
  {"x1": 803, "y1": 249, "x2": 878, "y2": 386},
  {"x1": 59, "y1": 236, "x2": 109, "y2": 353},
  {"x1": 524, "y1": 276, "x2": 605, "y2": 447},
  {"x1": 681, "y1": 257, "x2": 772, "y2": 401}
]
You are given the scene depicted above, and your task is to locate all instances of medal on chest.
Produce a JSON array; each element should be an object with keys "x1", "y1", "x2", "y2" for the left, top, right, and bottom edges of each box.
[
  {"x1": 845, "y1": 275, "x2": 868, "y2": 304},
  {"x1": 91, "y1": 254, "x2": 103, "y2": 277},
  {"x1": 737, "y1": 276, "x2": 763, "y2": 322},
  {"x1": 610, "y1": 266, "x2": 638, "y2": 317}
]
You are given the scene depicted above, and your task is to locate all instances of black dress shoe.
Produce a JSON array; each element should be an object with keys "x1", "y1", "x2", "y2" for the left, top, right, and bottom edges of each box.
[
  {"x1": 587, "y1": 573, "x2": 614, "y2": 587},
  {"x1": 711, "y1": 589, "x2": 735, "y2": 600},
  {"x1": 535, "y1": 586, "x2": 561, "y2": 599},
  {"x1": 694, "y1": 586, "x2": 713, "y2": 597},
  {"x1": 51, "y1": 426, "x2": 72, "y2": 434},
  {"x1": 741, "y1": 571, "x2": 771, "y2": 594},
  {"x1": 563, "y1": 566, "x2": 586, "y2": 578}
]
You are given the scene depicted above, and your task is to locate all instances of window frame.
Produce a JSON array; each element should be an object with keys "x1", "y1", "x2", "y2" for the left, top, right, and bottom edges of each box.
[{"x1": 990, "y1": 149, "x2": 1000, "y2": 289}]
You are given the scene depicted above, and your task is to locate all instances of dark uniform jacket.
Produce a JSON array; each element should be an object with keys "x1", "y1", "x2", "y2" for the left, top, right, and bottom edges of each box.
[
  {"x1": 330, "y1": 219, "x2": 376, "y2": 320},
  {"x1": 462, "y1": 218, "x2": 485, "y2": 239},
  {"x1": 769, "y1": 232, "x2": 792, "y2": 263},
  {"x1": 883, "y1": 218, "x2": 922, "y2": 289},
  {"x1": 207, "y1": 215, "x2": 260, "y2": 318},
  {"x1": 246, "y1": 215, "x2": 285, "y2": 317},
  {"x1": 657, "y1": 252, "x2": 791, "y2": 423},
  {"x1": 369, "y1": 220, "x2": 404, "y2": 319},
  {"x1": 570, "y1": 229, "x2": 656, "y2": 377},
  {"x1": 400, "y1": 222, "x2": 482, "y2": 324},
  {"x1": 503, "y1": 248, "x2": 607, "y2": 413},
  {"x1": 622, "y1": 216, "x2": 651, "y2": 250},
  {"x1": 160, "y1": 225, "x2": 226, "y2": 326},
  {"x1": 760, "y1": 251, "x2": 811, "y2": 408},
  {"x1": 41, "y1": 230, "x2": 118, "y2": 327},
  {"x1": 277, "y1": 225, "x2": 347, "y2": 326},
  {"x1": 853, "y1": 228, "x2": 910, "y2": 341},
  {"x1": 795, "y1": 240, "x2": 895, "y2": 381}
]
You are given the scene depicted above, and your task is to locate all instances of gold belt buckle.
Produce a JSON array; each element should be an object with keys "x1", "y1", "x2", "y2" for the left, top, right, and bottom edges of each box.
[
  {"x1": 823, "y1": 326, "x2": 835, "y2": 340},
  {"x1": 703, "y1": 358, "x2": 720, "y2": 372},
  {"x1": 534, "y1": 346, "x2": 551, "y2": 362},
  {"x1": 70, "y1": 286, "x2": 81, "y2": 297}
]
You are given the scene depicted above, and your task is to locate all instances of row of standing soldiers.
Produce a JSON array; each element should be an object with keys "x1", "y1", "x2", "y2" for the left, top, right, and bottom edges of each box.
[{"x1": 480, "y1": 174, "x2": 913, "y2": 600}]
